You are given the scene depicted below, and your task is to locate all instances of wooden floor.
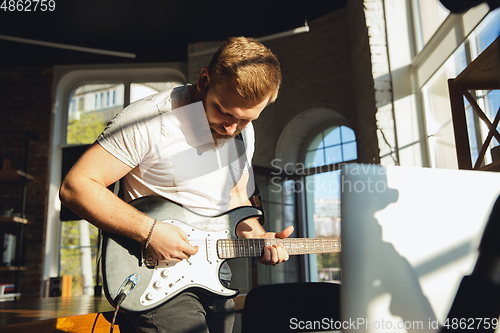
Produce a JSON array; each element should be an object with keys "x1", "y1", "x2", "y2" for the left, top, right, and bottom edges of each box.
[{"x1": 0, "y1": 294, "x2": 246, "y2": 333}]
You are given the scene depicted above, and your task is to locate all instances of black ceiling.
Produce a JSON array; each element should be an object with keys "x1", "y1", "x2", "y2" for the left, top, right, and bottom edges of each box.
[{"x1": 0, "y1": 0, "x2": 348, "y2": 67}]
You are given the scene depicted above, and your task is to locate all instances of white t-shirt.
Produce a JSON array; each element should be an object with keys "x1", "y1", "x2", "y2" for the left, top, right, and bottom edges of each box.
[
  {"x1": 97, "y1": 85, "x2": 256, "y2": 281},
  {"x1": 97, "y1": 85, "x2": 255, "y2": 216}
]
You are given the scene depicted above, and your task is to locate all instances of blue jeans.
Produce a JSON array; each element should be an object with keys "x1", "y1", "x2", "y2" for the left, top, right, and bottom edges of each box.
[{"x1": 117, "y1": 286, "x2": 235, "y2": 333}]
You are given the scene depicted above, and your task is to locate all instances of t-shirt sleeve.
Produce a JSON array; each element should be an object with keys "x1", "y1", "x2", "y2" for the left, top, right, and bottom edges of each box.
[{"x1": 97, "y1": 99, "x2": 161, "y2": 168}]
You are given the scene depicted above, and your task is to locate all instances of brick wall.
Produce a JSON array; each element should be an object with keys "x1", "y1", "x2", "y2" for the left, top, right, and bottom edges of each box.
[
  {"x1": 0, "y1": 66, "x2": 53, "y2": 298},
  {"x1": 363, "y1": 0, "x2": 398, "y2": 165},
  {"x1": 347, "y1": 0, "x2": 381, "y2": 164}
]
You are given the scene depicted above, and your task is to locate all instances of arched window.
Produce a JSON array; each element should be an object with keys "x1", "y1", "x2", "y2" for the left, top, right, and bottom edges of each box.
[
  {"x1": 304, "y1": 125, "x2": 357, "y2": 282},
  {"x1": 304, "y1": 125, "x2": 357, "y2": 167}
]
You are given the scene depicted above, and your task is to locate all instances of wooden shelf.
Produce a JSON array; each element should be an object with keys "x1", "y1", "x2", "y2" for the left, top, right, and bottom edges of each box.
[
  {"x1": 478, "y1": 159, "x2": 500, "y2": 172},
  {"x1": 0, "y1": 293, "x2": 21, "y2": 302},
  {"x1": 0, "y1": 266, "x2": 28, "y2": 272},
  {"x1": 0, "y1": 216, "x2": 28, "y2": 224},
  {"x1": 0, "y1": 170, "x2": 34, "y2": 182}
]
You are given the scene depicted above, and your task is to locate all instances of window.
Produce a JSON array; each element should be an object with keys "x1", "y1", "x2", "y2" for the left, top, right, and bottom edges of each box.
[
  {"x1": 466, "y1": 10, "x2": 500, "y2": 166},
  {"x1": 412, "y1": 0, "x2": 450, "y2": 52},
  {"x1": 66, "y1": 84, "x2": 125, "y2": 145},
  {"x1": 77, "y1": 97, "x2": 84, "y2": 111},
  {"x1": 304, "y1": 126, "x2": 357, "y2": 167},
  {"x1": 422, "y1": 45, "x2": 467, "y2": 169},
  {"x1": 59, "y1": 79, "x2": 182, "y2": 295},
  {"x1": 304, "y1": 125, "x2": 357, "y2": 282},
  {"x1": 421, "y1": 9, "x2": 500, "y2": 169}
]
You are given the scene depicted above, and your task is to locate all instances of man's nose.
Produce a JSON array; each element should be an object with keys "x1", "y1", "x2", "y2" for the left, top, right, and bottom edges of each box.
[{"x1": 224, "y1": 122, "x2": 238, "y2": 135}]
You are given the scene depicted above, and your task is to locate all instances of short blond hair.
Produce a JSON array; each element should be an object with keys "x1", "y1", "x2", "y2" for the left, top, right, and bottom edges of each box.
[{"x1": 208, "y1": 37, "x2": 282, "y2": 104}]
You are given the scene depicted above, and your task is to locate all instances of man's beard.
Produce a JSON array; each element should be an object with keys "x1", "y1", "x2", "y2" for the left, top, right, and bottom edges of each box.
[{"x1": 210, "y1": 125, "x2": 242, "y2": 147}]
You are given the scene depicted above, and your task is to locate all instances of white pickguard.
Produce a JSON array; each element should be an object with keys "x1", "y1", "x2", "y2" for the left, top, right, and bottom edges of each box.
[{"x1": 139, "y1": 219, "x2": 237, "y2": 308}]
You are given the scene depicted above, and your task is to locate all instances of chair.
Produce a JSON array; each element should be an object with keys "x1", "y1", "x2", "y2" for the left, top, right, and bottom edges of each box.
[{"x1": 241, "y1": 282, "x2": 340, "y2": 333}]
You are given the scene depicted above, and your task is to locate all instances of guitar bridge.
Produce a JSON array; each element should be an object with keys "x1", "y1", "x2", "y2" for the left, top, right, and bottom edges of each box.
[{"x1": 141, "y1": 246, "x2": 157, "y2": 267}]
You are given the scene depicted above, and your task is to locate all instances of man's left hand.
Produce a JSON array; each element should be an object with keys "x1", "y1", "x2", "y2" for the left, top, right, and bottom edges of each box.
[{"x1": 257, "y1": 226, "x2": 294, "y2": 266}]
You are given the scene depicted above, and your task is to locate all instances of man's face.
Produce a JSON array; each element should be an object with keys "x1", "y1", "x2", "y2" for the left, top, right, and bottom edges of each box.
[{"x1": 197, "y1": 69, "x2": 270, "y2": 141}]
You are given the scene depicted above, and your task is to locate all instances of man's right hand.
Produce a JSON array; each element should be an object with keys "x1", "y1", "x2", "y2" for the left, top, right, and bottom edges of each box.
[{"x1": 146, "y1": 222, "x2": 199, "y2": 262}]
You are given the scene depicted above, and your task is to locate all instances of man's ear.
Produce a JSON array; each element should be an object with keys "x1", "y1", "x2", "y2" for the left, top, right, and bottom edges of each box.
[{"x1": 197, "y1": 67, "x2": 209, "y2": 91}]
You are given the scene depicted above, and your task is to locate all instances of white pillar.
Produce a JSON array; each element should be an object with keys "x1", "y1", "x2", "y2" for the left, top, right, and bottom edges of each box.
[{"x1": 79, "y1": 220, "x2": 94, "y2": 295}]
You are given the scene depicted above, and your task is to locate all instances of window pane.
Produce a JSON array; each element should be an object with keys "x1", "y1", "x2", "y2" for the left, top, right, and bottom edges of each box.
[
  {"x1": 305, "y1": 125, "x2": 357, "y2": 169},
  {"x1": 252, "y1": 175, "x2": 300, "y2": 286},
  {"x1": 305, "y1": 149, "x2": 324, "y2": 167},
  {"x1": 303, "y1": 124, "x2": 355, "y2": 282},
  {"x1": 313, "y1": 171, "x2": 341, "y2": 199},
  {"x1": 305, "y1": 171, "x2": 341, "y2": 283},
  {"x1": 324, "y1": 145, "x2": 342, "y2": 165},
  {"x1": 472, "y1": 9, "x2": 500, "y2": 55},
  {"x1": 341, "y1": 126, "x2": 356, "y2": 142},
  {"x1": 66, "y1": 84, "x2": 125, "y2": 145},
  {"x1": 323, "y1": 127, "x2": 340, "y2": 147},
  {"x1": 60, "y1": 220, "x2": 99, "y2": 296},
  {"x1": 487, "y1": 90, "x2": 500, "y2": 147},
  {"x1": 422, "y1": 45, "x2": 467, "y2": 168},
  {"x1": 465, "y1": 100, "x2": 480, "y2": 163},
  {"x1": 414, "y1": 0, "x2": 450, "y2": 51},
  {"x1": 343, "y1": 142, "x2": 358, "y2": 161}
]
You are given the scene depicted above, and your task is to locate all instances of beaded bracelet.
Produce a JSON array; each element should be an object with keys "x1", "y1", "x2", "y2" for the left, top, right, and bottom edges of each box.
[{"x1": 144, "y1": 219, "x2": 158, "y2": 249}]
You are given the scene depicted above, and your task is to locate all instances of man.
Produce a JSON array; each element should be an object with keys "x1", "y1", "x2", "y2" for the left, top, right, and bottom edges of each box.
[{"x1": 59, "y1": 37, "x2": 293, "y2": 332}]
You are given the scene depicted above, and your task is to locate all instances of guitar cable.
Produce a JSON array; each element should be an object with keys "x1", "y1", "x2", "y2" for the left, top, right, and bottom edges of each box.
[
  {"x1": 110, "y1": 305, "x2": 120, "y2": 333},
  {"x1": 110, "y1": 274, "x2": 140, "y2": 333}
]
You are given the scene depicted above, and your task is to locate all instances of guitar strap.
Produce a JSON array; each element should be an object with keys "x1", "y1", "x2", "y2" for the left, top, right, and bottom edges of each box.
[{"x1": 235, "y1": 133, "x2": 265, "y2": 225}]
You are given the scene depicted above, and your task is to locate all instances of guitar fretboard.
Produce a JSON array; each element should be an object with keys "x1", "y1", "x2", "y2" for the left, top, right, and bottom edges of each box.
[{"x1": 217, "y1": 238, "x2": 341, "y2": 259}]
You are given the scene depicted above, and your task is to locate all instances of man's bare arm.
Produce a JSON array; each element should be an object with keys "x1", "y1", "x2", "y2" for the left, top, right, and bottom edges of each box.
[{"x1": 59, "y1": 142, "x2": 198, "y2": 261}]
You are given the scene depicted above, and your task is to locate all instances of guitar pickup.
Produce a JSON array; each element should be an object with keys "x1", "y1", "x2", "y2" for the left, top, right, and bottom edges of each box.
[{"x1": 206, "y1": 238, "x2": 212, "y2": 264}]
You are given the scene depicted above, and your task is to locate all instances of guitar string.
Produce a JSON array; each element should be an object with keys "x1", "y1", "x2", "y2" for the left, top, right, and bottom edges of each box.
[{"x1": 163, "y1": 238, "x2": 341, "y2": 257}]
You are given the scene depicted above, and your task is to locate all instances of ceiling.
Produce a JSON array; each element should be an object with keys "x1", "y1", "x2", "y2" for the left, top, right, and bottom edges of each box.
[{"x1": 0, "y1": 0, "x2": 348, "y2": 66}]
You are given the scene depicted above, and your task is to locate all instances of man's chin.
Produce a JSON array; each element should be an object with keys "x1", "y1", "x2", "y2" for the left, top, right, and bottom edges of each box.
[{"x1": 210, "y1": 128, "x2": 241, "y2": 141}]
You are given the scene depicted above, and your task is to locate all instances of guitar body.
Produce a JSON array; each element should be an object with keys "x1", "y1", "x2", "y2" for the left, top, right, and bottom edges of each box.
[{"x1": 102, "y1": 196, "x2": 262, "y2": 313}]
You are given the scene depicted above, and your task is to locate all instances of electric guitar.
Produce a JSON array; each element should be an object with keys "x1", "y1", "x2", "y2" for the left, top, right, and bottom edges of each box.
[{"x1": 102, "y1": 196, "x2": 341, "y2": 312}]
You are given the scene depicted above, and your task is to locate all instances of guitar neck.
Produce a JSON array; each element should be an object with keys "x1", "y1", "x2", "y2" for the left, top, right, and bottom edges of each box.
[{"x1": 217, "y1": 238, "x2": 341, "y2": 259}]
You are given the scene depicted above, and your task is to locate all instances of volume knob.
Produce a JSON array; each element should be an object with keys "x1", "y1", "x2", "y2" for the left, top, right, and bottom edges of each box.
[
  {"x1": 153, "y1": 280, "x2": 162, "y2": 290},
  {"x1": 160, "y1": 269, "x2": 169, "y2": 279},
  {"x1": 145, "y1": 293, "x2": 154, "y2": 301}
]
